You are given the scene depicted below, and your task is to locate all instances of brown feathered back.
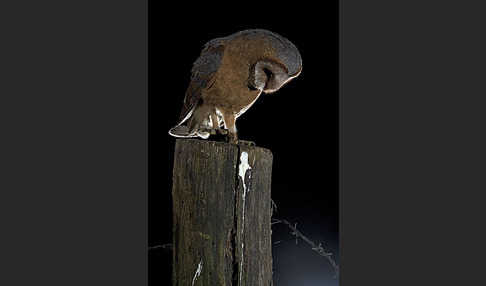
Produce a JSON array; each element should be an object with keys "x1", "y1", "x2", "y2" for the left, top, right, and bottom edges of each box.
[{"x1": 176, "y1": 41, "x2": 225, "y2": 125}]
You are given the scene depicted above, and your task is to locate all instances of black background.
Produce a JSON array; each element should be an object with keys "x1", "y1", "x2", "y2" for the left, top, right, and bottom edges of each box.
[{"x1": 148, "y1": 2, "x2": 339, "y2": 285}]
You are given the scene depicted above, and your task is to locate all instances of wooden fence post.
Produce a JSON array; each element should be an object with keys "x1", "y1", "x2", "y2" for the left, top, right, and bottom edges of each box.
[{"x1": 171, "y1": 139, "x2": 273, "y2": 286}]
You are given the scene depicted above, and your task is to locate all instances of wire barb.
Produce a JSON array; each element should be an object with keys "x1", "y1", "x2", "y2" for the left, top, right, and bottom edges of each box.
[
  {"x1": 148, "y1": 243, "x2": 173, "y2": 251},
  {"x1": 272, "y1": 218, "x2": 339, "y2": 278}
]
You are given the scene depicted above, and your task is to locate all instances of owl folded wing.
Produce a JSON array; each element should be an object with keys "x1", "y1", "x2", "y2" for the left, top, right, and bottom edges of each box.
[{"x1": 175, "y1": 41, "x2": 225, "y2": 126}]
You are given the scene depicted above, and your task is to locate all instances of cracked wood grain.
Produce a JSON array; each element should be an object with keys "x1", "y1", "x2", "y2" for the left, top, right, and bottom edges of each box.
[{"x1": 171, "y1": 139, "x2": 273, "y2": 286}]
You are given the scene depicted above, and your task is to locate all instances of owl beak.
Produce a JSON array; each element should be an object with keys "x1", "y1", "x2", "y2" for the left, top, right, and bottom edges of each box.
[
  {"x1": 290, "y1": 66, "x2": 303, "y2": 78},
  {"x1": 268, "y1": 70, "x2": 301, "y2": 93}
]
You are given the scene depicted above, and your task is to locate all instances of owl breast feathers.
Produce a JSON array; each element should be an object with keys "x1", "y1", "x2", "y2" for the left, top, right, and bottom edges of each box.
[{"x1": 169, "y1": 29, "x2": 302, "y2": 143}]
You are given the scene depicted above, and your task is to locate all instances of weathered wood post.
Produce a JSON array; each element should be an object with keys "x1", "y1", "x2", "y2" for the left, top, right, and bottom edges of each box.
[{"x1": 172, "y1": 139, "x2": 273, "y2": 286}]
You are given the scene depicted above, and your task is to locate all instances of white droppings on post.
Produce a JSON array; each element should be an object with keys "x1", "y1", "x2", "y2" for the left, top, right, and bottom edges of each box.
[
  {"x1": 238, "y1": 151, "x2": 252, "y2": 285},
  {"x1": 192, "y1": 259, "x2": 203, "y2": 286},
  {"x1": 238, "y1": 152, "x2": 252, "y2": 193},
  {"x1": 239, "y1": 242, "x2": 245, "y2": 284}
]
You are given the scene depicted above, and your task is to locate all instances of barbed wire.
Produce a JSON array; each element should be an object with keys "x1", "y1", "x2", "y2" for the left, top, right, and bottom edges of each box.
[{"x1": 272, "y1": 218, "x2": 339, "y2": 278}]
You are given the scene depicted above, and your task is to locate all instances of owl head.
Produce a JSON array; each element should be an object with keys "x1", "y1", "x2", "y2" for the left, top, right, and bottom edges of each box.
[{"x1": 247, "y1": 30, "x2": 302, "y2": 93}]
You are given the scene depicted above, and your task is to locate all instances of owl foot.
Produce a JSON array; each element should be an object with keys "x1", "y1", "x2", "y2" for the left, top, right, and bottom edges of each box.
[
  {"x1": 215, "y1": 128, "x2": 228, "y2": 135},
  {"x1": 205, "y1": 128, "x2": 228, "y2": 136},
  {"x1": 237, "y1": 140, "x2": 256, "y2": 147},
  {"x1": 226, "y1": 137, "x2": 255, "y2": 146},
  {"x1": 198, "y1": 127, "x2": 221, "y2": 136},
  {"x1": 226, "y1": 133, "x2": 238, "y2": 144}
]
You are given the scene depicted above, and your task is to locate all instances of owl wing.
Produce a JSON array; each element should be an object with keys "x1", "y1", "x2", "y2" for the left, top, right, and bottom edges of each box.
[{"x1": 176, "y1": 40, "x2": 225, "y2": 125}]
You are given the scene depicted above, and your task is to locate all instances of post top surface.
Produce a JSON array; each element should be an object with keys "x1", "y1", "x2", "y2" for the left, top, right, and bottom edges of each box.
[{"x1": 175, "y1": 139, "x2": 272, "y2": 157}]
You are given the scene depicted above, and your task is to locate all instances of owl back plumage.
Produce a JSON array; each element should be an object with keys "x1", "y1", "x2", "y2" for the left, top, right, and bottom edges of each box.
[{"x1": 168, "y1": 40, "x2": 225, "y2": 137}]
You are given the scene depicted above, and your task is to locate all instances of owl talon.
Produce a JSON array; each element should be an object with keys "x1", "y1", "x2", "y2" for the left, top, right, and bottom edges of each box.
[
  {"x1": 199, "y1": 128, "x2": 216, "y2": 136},
  {"x1": 237, "y1": 140, "x2": 256, "y2": 146},
  {"x1": 216, "y1": 128, "x2": 228, "y2": 135},
  {"x1": 226, "y1": 133, "x2": 238, "y2": 144}
]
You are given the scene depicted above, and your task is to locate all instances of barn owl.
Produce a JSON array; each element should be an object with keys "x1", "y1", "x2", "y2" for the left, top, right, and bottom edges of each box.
[{"x1": 168, "y1": 29, "x2": 302, "y2": 143}]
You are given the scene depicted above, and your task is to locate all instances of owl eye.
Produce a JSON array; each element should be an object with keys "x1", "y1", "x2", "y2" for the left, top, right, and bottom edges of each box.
[{"x1": 262, "y1": 67, "x2": 273, "y2": 80}]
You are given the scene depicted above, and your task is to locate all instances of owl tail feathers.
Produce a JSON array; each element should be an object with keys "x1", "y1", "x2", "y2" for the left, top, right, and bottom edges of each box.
[
  {"x1": 168, "y1": 125, "x2": 196, "y2": 138},
  {"x1": 168, "y1": 125, "x2": 210, "y2": 139}
]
